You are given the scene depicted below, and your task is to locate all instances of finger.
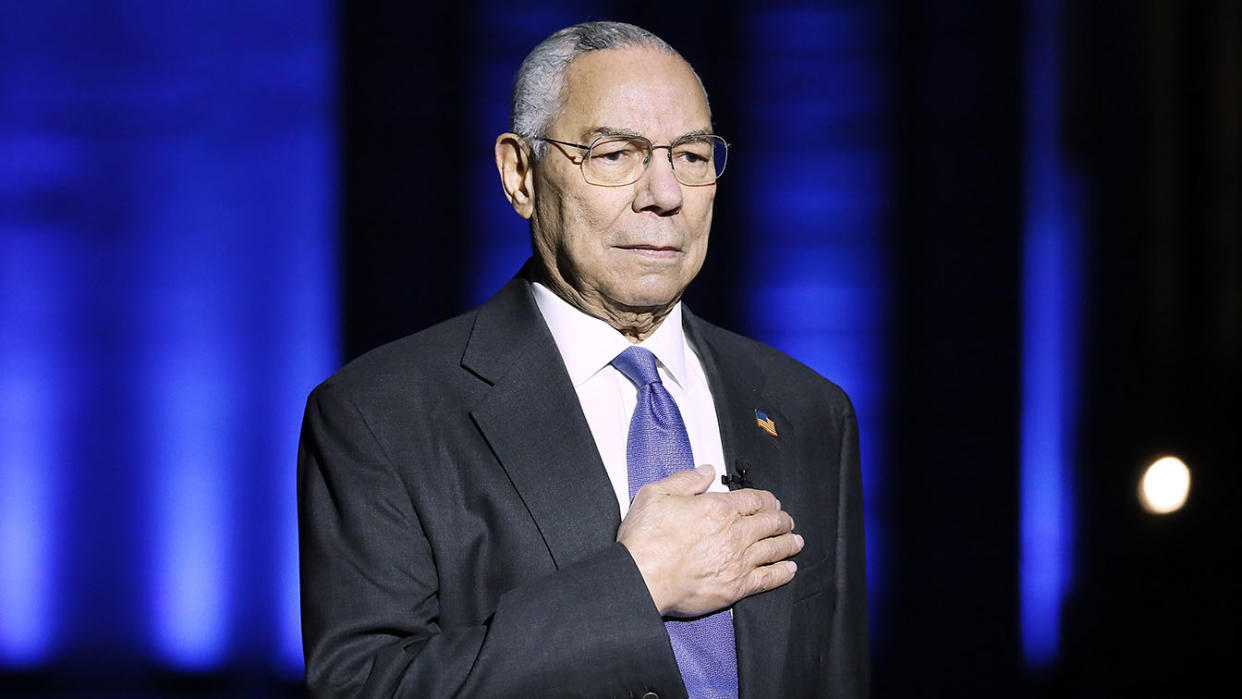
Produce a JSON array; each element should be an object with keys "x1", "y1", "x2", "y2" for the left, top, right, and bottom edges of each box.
[
  {"x1": 648, "y1": 464, "x2": 715, "y2": 496},
  {"x1": 734, "y1": 508, "x2": 795, "y2": 544},
  {"x1": 722, "y1": 487, "x2": 780, "y2": 516},
  {"x1": 741, "y1": 560, "x2": 798, "y2": 598},
  {"x1": 743, "y1": 532, "x2": 805, "y2": 568}
]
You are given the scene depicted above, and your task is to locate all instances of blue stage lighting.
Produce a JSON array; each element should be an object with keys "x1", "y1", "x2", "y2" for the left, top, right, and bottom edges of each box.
[
  {"x1": 737, "y1": 5, "x2": 892, "y2": 644},
  {"x1": 1020, "y1": 0, "x2": 1081, "y2": 670},
  {"x1": 0, "y1": 238, "x2": 65, "y2": 667},
  {"x1": 0, "y1": 1, "x2": 337, "y2": 675}
]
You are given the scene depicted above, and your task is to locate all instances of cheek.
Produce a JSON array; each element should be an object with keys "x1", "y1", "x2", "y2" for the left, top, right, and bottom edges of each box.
[
  {"x1": 562, "y1": 196, "x2": 627, "y2": 249},
  {"x1": 686, "y1": 195, "x2": 714, "y2": 247},
  {"x1": 534, "y1": 188, "x2": 598, "y2": 255}
]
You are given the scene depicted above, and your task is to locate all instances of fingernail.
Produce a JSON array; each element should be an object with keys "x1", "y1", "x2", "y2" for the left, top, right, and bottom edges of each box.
[
  {"x1": 794, "y1": 534, "x2": 805, "y2": 548},
  {"x1": 786, "y1": 560, "x2": 798, "y2": 574},
  {"x1": 696, "y1": 464, "x2": 713, "y2": 476}
]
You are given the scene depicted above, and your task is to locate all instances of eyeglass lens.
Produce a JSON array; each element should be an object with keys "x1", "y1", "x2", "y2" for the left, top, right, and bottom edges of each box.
[{"x1": 585, "y1": 135, "x2": 727, "y2": 185}]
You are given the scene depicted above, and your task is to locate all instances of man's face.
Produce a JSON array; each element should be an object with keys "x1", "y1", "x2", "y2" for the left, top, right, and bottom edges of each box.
[{"x1": 529, "y1": 47, "x2": 715, "y2": 319}]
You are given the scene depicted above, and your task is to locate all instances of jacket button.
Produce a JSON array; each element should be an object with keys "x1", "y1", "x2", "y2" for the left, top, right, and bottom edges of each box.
[{"x1": 639, "y1": 693, "x2": 659, "y2": 699}]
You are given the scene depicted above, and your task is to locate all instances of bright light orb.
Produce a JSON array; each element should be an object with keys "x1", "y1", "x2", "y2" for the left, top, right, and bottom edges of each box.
[{"x1": 1138, "y1": 456, "x2": 1191, "y2": 514}]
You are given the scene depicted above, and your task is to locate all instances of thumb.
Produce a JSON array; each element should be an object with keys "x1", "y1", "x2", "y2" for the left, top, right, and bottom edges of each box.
[{"x1": 658, "y1": 464, "x2": 715, "y2": 495}]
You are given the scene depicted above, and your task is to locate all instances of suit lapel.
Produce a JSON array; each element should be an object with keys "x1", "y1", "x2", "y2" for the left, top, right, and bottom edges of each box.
[
  {"x1": 685, "y1": 310, "x2": 795, "y2": 698},
  {"x1": 463, "y1": 276, "x2": 622, "y2": 569},
  {"x1": 463, "y1": 284, "x2": 795, "y2": 694}
]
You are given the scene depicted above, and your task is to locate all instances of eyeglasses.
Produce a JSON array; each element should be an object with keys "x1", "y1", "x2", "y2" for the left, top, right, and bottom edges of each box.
[{"x1": 533, "y1": 133, "x2": 729, "y2": 187}]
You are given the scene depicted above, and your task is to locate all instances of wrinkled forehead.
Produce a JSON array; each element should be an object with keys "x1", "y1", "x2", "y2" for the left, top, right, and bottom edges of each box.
[{"x1": 555, "y1": 47, "x2": 712, "y2": 140}]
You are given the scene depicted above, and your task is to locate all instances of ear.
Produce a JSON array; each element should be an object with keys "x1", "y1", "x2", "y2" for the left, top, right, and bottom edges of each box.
[{"x1": 495, "y1": 132, "x2": 535, "y2": 220}]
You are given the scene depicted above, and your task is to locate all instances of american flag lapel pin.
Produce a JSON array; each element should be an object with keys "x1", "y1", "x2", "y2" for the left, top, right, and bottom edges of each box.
[{"x1": 755, "y1": 410, "x2": 778, "y2": 437}]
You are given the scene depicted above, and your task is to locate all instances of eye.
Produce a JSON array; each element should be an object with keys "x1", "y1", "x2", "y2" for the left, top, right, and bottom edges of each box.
[
  {"x1": 590, "y1": 138, "x2": 643, "y2": 166},
  {"x1": 673, "y1": 140, "x2": 714, "y2": 167}
]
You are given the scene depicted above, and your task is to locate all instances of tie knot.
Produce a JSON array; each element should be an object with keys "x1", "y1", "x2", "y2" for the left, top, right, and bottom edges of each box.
[{"x1": 611, "y1": 346, "x2": 662, "y2": 388}]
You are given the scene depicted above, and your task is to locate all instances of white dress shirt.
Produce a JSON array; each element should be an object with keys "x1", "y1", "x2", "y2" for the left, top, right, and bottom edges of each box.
[{"x1": 531, "y1": 282, "x2": 729, "y2": 518}]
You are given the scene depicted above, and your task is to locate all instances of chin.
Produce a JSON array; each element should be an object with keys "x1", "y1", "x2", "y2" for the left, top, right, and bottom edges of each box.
[{"x1": 610, "y1": 279, "x2": 687, "y2": 311}]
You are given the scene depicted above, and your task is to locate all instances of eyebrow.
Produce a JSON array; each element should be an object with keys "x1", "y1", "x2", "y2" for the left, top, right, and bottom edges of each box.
[{"x1": 585, "y1": 126, "x2": 717, "y2": 141}]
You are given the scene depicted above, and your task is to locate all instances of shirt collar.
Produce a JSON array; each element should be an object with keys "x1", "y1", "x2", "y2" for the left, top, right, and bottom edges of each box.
[{"x1": 531, "y1": 281, "x2": 689, "y2": 389}]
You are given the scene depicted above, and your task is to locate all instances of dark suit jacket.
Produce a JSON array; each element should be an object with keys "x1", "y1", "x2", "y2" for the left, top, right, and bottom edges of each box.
[{"x1": 298, "y1": 273, "x2": 868, "y2": 698}]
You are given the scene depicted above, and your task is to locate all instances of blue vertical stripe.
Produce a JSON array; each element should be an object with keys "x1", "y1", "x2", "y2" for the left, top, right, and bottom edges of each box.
[
  {"x1": 0, "y1": 236, "x2": 65, "y2": 666},
  {"x1": 136, "y1": 135, "x2": 241, "y2": 670},
  {"x1": 149, "y1": 348, "x2": 233, "y2": 669},
  {"x1": 738, "y1": 4, "x2": 891, "y2": 642},
  {"x1": 1020, "y1": 0, "x2": 1080, "y2": 669}
]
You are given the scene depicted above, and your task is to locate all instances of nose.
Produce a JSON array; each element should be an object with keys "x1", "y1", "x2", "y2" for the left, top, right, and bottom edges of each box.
[{"x1": 631, "y1": 146, "x2": 683, "y2": 215}]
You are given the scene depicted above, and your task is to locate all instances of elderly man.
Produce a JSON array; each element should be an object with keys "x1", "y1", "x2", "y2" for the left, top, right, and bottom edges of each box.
[{"x1": 299, "y1": 21, "x2": 867, "y2": 698}]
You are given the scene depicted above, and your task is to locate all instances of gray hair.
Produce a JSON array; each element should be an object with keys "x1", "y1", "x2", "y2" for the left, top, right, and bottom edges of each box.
[{"x1": 509, "y1": 21, "x2": 709, "y2": 158}]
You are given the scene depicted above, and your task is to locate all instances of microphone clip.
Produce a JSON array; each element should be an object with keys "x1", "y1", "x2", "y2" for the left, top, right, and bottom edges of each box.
[{"x1": 720, "y1": 460, "x2": 752, "y2": 489}]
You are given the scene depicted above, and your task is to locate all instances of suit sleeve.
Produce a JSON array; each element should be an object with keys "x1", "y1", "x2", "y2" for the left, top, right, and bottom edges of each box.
[
  {"x1": 826, "y1": 404, "x2": 870, "y2": 696},
  {"x1": 297, "y1": 383, "x2": 685, "y2": 699}
]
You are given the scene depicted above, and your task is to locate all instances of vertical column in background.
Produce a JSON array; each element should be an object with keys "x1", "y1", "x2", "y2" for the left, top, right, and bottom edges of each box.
[
  {"x1": 1020, "y1": 0, "x2": 1080, "y2": 671},
  {"x1": 0, "y1": 237, "x2": 70, "y2": 667},
  {"x1": 738, "y1": 4, "x2": 892, "y2": 644},
  {"x1": 0, "y1": 4, "x2": 116, "y2": 668},
  {"x1": 124, "y1": 3, "x2": 338, "y2": 672},
  {"x1": 465, "y1": 3, "x2": 603, "y2": 305},
  {"x1": 122, "y1": 4, "x2": 338, "y2": 673}
]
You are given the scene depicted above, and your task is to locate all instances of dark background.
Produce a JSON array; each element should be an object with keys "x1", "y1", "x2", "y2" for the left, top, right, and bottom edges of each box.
[
  {"x1": 2, "y1": 1, "x2": 1238, "y2": 696},
  {"x1": 345, "y1": 2, "x2": 1240, "y2": 692}
]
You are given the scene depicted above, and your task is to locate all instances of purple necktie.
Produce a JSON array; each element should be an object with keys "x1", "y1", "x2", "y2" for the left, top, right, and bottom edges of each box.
[{"x1": 611, "y1": 346, "x2": 739, "y2": 699}]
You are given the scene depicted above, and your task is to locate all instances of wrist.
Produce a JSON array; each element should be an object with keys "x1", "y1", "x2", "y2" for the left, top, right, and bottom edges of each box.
[{"x1": 619, "y1": 539, "x2": 674, "y2": 616}]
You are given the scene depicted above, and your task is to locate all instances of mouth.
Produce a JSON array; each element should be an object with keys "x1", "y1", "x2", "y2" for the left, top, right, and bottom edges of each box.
[{"x1": 615, "y1": 244, "x2": 682, "y2": 259}]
